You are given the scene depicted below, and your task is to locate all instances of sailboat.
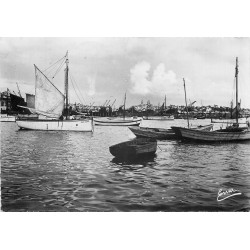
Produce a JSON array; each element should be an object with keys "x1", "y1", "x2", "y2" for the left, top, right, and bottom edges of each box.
[
  {"x1": 16, "y1": 52, "x2": 94, "y2": 132},
  {"x1": 173, "y1": 57, "x2": 250, "y2": 142},
  {"x1": 93, "y1": 93, "x2": 142, "y2": 126},
  {"x1": 171, "y1": 78, "x2": 213, "y2": 139}
]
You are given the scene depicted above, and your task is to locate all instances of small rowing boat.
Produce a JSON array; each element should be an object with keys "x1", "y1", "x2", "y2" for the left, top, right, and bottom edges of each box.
[{"x1": 109, "y1": 138, "x2": 157, "y2": 159}]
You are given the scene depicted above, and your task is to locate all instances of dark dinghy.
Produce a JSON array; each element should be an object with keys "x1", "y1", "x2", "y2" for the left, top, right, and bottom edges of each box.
[{"x1": 109, "y1": 138, "x2": 157, "y2": 159}]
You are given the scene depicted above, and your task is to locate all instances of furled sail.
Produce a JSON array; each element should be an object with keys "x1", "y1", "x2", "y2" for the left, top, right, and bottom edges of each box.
[{"x1": 34, "y1": 65, "x2": 65, "y2": 118}]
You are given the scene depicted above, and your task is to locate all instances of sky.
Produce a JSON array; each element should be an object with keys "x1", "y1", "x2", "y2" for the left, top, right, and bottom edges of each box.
[{"x1": 0, "y1": 37, "x2": 250, "y2": 108}]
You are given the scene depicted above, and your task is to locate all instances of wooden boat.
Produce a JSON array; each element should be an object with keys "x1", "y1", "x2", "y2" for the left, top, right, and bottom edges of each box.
[
  {"x1": 129, "y1": 126, "x2": 175, "y2": 140},
  {"x1": 109, "y1": 138, "x2": 157, "y2": 159},
  {"x1": 175, "y1": 58, "x2": 250, "y2": 142},
  {"x1": 171, "y1": 124, "x2": 214, "y2": 139},
  {"x1": 175, "y1": 126, "x2": 250, "y2": 142},
  {"x1": 16, "y1": 52, "x2": 93, "y2": 132},
  {"x1": 94, "y1": 117, "x2": 142, "y2": 126}
]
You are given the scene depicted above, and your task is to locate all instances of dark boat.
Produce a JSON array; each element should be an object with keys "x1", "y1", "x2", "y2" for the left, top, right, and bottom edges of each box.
[
  {"x1": 109, "y1": 138, "x2": 157, "y2": 159},
  {"x1": 129, "y1": 126, "x2": 176, "y2": 140}
]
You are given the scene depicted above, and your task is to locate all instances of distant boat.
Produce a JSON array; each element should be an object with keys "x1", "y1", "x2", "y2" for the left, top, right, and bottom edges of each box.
[
  {"x1": 16, "y1": 52, "x2": 93, "y2": 132},
  {"x1": 211, "y1": 118, "x2": 247, "y2": 124},
  {"x1": 109, "y1": 138, "x2": 157, "y2": 159},
  {"x1": 129, "y1": 127, "x2": 176, "y2": 140},
  {"x1": 173, "y1": 58, "x2": 250, "y2": 142},
  {"x1": 94, "y1": 93, "x2": 142, "y2": 126},
  {"x1": 0, "y1": 114, "x2": 16, "y2": 122},
  {"x1": 94, "y1": 117, "x2": 142, "y2": 126},
  {"x1": 143, "y1": 115, "x2": 174, "y2": 121}
]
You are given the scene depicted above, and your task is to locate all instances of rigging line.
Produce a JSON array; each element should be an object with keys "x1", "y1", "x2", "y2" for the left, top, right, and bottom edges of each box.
[
  {"x1": 69, "y1": 72, "x2": 84, "y2": 104},
  {"x1": 52, "y1": 59, "x2": 66, "y2": 79},
  {"x1": 70, "y1": 72, "x2": 86, "y2": 104},
  {"x1": 43, "y1": 55, "x2": 66, "y2": 72},
  {"x1": 69, "y1": 73, "x2": 83, "y2": 105},
  {"x1": 69, "y1": 72, "x2": 87, "y2": 104}
]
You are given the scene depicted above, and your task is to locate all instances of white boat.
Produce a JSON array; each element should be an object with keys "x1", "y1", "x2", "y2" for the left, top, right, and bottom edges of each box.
[
  {"x1": 94, "y1": 117, "x2": 142, "y2": 126},
  {"x1": 143, "y1": 115, "x2": 174, "y2": 121},
  {"x1": 17, "y1": 119, "x2": 93, "y2": 131},
  {"x1": 94, "y1": 93, "x2": 142, "y2": 126},
  {"x1": 174, "y1": 58, "x2": 250, "y2": 142},
  {"x1": 16, "y1": 52, "x2": 93, "y2": 132},
  {"x1": 0, "y1": 114, "x2": 16, "y2": 122}
]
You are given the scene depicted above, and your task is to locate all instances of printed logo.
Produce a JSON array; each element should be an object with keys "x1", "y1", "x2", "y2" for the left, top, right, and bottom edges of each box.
[{"x1": 217, "y1": 188, "x2": 242, "y2": 202}]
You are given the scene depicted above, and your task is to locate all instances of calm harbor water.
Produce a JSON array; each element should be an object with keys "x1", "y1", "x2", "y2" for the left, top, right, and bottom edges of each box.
[{"x1": 1, "y1": 119, "x2": 250, "y2": 212}]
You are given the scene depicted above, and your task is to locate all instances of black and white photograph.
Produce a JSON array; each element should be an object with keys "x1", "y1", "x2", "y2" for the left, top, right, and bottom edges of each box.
[
  {"x1": 0, "y1": 1, "x2": 249, "y2": 250},
  {"x1": 1, "y1": 37, "x2": 250, "y2": 212}
]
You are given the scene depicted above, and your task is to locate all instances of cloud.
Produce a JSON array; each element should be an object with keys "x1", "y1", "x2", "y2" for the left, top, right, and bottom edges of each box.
[{"x1": 130, "y1": 61, "x2": 178, "y2": 96}]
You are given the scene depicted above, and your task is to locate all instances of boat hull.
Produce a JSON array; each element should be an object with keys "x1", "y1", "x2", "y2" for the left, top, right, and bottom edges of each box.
[
  {"x1": 178, "y1": 127, "x2": 250, "y2": 142},
  {"x1": 109, "y1": 138, "x2": 157, "y2": 159},
  {"x1": 16, "y1": 119, "x2": 94, "y2": 132},
  {"x1": 129, "y1": 127, "x2": 175, "y2": 140},
  {"x1": 94, "y1": 118, "x2": 142, "y2": 126},
  {"x1": 0, "y1": 115, "x2": 16, "y2": 122},
  {"x1": 171, "y1": 124, "x2": 214, "y2": 139},
  {"x1": 143, "y1": 116, "x2": 174, "y2": 121}
]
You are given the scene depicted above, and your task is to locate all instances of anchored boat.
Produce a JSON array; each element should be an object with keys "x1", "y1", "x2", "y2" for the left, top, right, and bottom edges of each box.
[
  {"x1": 173, "y1": 58, "x2": 250, "y2": 142},
  {"x1": 129, "y1": 127, "x2": 176, "y2": 140},
  {"x1": 109, "y1": 138, "x2": 157, "y2": 159},
  {"x1": 16, "y1": 52, "x2": 93, "y2": 132},
  {"x1": 94, "y1": 93, "x2": 142, "y2": 126},
  {"x1": 94, "y1": 117, "x2": 142, "y2": 126}
]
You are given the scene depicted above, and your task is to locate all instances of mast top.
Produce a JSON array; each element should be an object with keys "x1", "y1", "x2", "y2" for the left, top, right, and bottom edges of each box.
[
  {"x1": 235, "y1": 57, "x2": 238, "y2": 76},
  {"x1": 65, "y1": 51, "x2": 69, "y2": 67}
]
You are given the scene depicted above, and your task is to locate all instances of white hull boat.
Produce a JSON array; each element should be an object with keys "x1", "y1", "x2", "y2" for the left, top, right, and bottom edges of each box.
[
  {"x1": 0, "y1": 115, "x2": 16, "y2": 122},
  {"x1": 94, "y1": 117, "x2": 142, "y2": 126},
  {"x1": 16, "y1": 52, "x2": 94, "y2": 132},
  {"x1": 16, "y1": 119, "x2": 93, "y2": 131},
  {"x1": 143, "y1": 116, "x2": 174, "y2": 121}
]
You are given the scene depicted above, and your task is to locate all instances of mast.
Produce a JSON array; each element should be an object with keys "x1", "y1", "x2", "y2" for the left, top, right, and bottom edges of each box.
[
  {"x1": 183, "y1": 78, "x2": 190, "y2": 128},
  {"x1": 165, "y1": 94, "x2": 166, "y2": 111},
  {"x1": 123, "y1": 92, "x2": 126, "y2": 120},
  {"x1": 6, "y1": 88, "x2": 9, "y2": 115},
  {"x1": 64, "y1": 51, "x2": 69, "y2": 119},
  {"x1": 235, "y1": 57, "x2": 239, "y2": 125}
]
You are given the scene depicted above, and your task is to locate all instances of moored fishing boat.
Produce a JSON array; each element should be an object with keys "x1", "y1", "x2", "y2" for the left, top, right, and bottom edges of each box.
[
  {"x1": 175, "y1": 58, "x2": 250, "y2": 142},
  {"x1": 130, "y1": 124, "x2": 213, "y2": 140},
  {"x1": 16, "y1": 52, "x2": 93, "y2": 132},
  {"x1": 129, "y1": 126, "x2": 176, "y2": 139},
  {"x1": 175, "y1": 125, "x2": 250, "y2": 142},
  {"x1": 109, "y1": 138, "x2": 157, "y2": 159},
  {"x1": 171, "y1": 124, "x2": 213, "y2": 139}
]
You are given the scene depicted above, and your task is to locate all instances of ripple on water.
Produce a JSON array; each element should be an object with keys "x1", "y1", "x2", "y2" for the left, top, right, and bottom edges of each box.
[{"x1": 1, "y1": 121, "x2": 250, "y2": 211}]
